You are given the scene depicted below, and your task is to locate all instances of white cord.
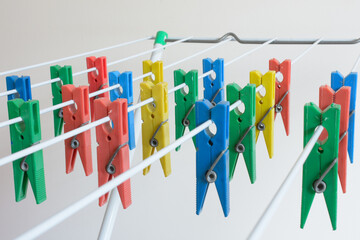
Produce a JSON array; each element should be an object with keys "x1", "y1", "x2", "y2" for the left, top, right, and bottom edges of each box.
[
  {"x1": 291, "y1": 38, "x2": 322, "y2": 65},
  {"x1": 351, "y1": 53, "x2": 360, "y2": 72},
  {"x1": 0, "y1": 36, "x2": 151, "y2": 77}
]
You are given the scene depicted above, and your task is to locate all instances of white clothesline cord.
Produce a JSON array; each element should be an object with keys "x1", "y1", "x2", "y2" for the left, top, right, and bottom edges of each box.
[
  {"x1": 291, "y1": 38, "x2": 323, "y2": 65},
  {"x1": 0, "y1": 36, "x2": 151, "y2": 77},
  {"x1": 351, "y1": 53, "x2": 360, "y2": 72},
  {"x1": 247, "y1": 125, "x2": 324, "y2": 240},
  {"x1": 0, "y1": 37, "x2": 192, "y2": 98}
]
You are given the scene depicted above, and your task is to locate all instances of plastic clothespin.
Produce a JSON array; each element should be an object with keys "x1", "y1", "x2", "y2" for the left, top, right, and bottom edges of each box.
[
  {"x1": 269, "y1": 58, "x2": 291, "y2": 136},
  {"x1": 6, "y1": 76, "x2": 32, "y2": 101},
  {"x1": 301, "y1": 102, "x2": 340, "y2": 230},
  {"x1": 203, "y1": 58, "x2": 224, "y2": 104},
  {"x1": 319, "y1": 85, "x2": 350, "y2": 193},
  {"x1": 174, "y1": 69, "x2": 198, "y2": 151},
  {"x1": 7, "y1": 99, "x2": 46, "y2": 204},
  {"x1": 86, "y1": 56, "x2": 109, "y2": 121},
  {"x1": 226, "y1": 83, "x2": 256, "y2": 183},
  {"x1": 331, "y1": 71, "x2": 358, "y2": 164},
  {"x1": 140, "y1": 60, "x2": 171, "y2": 177},
  {"x1": 196, "y1": 99, "x2": 229, "y2": 217},
  {"x1": 62, "y1": 85, "x2": 93, "y2": 176},
  {"x1": 94, "y1": 98, "x2": 132, "y2": 208},
  {"x1": 50, "y1": 65, "x2": 73, "y2": 137},
  {"x1": 109, "y1": 71, "x2": 135, "y2": 150},
  {"x1": 250, "y1": 70, "x2": 275, "y2": 158}
]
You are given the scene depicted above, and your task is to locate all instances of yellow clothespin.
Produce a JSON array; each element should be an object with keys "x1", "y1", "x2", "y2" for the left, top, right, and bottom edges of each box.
[
  {"x1": 250, "y1": 70, "x2": 275, "y2": 158},
  {"x1": 140, "y1": 60, "x2": 171, "y2": 177}
]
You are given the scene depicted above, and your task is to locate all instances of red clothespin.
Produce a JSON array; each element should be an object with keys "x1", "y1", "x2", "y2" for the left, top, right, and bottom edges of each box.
[
  {"x1": 87, "y1": 56, "x2": 109, "y2": 121},
  {"x1": 269, "y1": 58, "x2": 291, "y2": 136},
  {"x1": 319, "y1": 85, "x2": 351, "y2": 193},
  {"x1": 62, "y1": 85, "x2": 93, "y2": 176},
  {"x1": 94, "y1": 98, "x2": 131, "y2": 208}
]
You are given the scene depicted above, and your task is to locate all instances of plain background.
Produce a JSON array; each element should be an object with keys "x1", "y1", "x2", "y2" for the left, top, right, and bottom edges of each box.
[{"x1": 1, "y1": 0, "x2": 360, "y2": 239}]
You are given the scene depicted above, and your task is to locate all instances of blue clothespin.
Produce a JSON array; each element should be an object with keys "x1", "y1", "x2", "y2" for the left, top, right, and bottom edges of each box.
[
  {"x1": 331, "y1": 71, "x2": 358, "y2": 163},
  {"x1": 6, "y1": 76, "x2": 32, "y2": 101},
  {"x1": 109, "y1": 71, "x2": 135, "y2": 150},
  {"x1": 203, "y1": 58, "x2": 224, "y2": 104},
  {"x1": 196, "y1": 99, "x2": 229, "y2": 217}
]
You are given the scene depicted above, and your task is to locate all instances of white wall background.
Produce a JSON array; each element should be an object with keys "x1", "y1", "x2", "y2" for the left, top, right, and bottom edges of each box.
[{"x1": 1, "y1": 0, "x2": 360, "y2": 239}]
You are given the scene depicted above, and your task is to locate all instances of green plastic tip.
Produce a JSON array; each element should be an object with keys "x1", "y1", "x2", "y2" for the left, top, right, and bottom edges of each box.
[{"x1": 154, "y1": 31, "x2": 168, "y2": 45}]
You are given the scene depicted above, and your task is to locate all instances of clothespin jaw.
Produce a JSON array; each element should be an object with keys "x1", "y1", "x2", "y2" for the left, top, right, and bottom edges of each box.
[
  {"x1": 269, "y1": 58, "x2": 291, "y2": 136},
  {"x1": 140, "y1": 80, "x2": 171, "y2": 177},
  {"x1": 250, "y1": 70, "x2": 275, "y2": 159},
  {"x1": 50, "y1": 65, "x2": 73, "y2": 137},
  {"x1": 6, "y1": 76, "x2": 32, "y2": 101},
  {"x1": 331, "y1": 71, "x2": 358, "y2": 163},
  {"x1": 94, "y1": 98, "x2": 132, "y2": 209},
  {"x1": 86, "y1": 56, "x2": 109, "y2": 121},
  {"x1": 7, "y1": 99, "x2": 46, "y2": 204},
  {"x1": 301, "y1": 102, "x2": 340, "y2": 230},
  {"x1": 196, "y1": 99, "x2": 229, "y2": 217},
  {"x1": 226, "y1": 83, "x2": 256, "y2": 183},
  {"x1": 143, "y1": 60, "x2": 163, "y2": 84},
  {"x1": 109, "y1": 71, "x2": 135, "y2": 150},
  {"x1": 203, "y1": 58, "x2": 224, "y2": 104},
  {"x1": 62, "y1": 85, "x2": 93, "y2": 176},
  {"x1": 174, "y1": 69, "x2": 198, "y2": 151},
  {"x1": 319, "y1": 85, "x2": 350, "y2": 193}
]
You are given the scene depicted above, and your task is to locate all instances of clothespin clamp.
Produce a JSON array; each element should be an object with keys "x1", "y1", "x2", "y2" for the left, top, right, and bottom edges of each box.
[
  {"x1": 140, "y1": 60, "x2": 171, "y2": 177},
  {"x1": 250, "y1": 70, "x2": 275, "y2": 158},
  {"x1": 174, "y1": 69, "x2": 198, "y2": 151},
  {"x1": 331, "y1": 71, "x2": 358, "y2": 163},
  {"x1": 62, "y1": 85, "x2": 93, "y2": 176},
  {"x1": 203, "y1": 58, "x2": 224, "y2": 104},
  {"x1": 7, "y1": 99, "x2": 46, "y2": 204},
  {"x1": 50, "y1": 65, "x2": 73, "y2": 136},
  {"x1": 319, "y1": 85, "x2": 350, "y2": 193},
  {"x1": 86, "y1": 56, "x2": 109, "y2": 121},
  {"x1": 109, "y1": 71, "x2": 135, "y2": 150},
  {"x1": 226, "y1": 83, "x2": 256, "y2": 182},
  {"x1": 301, "y1": 102, "x2": 340, "y2": 230},
  {"x1": 6, "y1": 76, "x2": 32, "y2": 101},
  {"x1": 94, "y1": 98, "x2": 132, "y2": 208},
  {"x1": 269, "y1": 58, "x2": 291, "y2": 135},
  {"x1": 196, "y1": 99, "x2": 229, "y2": 217}
]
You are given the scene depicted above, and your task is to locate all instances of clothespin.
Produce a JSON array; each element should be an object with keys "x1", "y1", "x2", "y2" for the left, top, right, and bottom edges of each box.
[
  {"x1": 7, "y1": 99, "x2": 46, "y2": 204},
  {"x1": 174, "y1": 69, "x2": 198, "y2": 151},
  {"x1": 140, "y1": 60, "x2": 171, "y2": 177},
  {"x1": 196, "y1": 99, "x2": 229, "y2": 217},
  {"x1": 62, "y1": 85, "x2": 93, "y2": 176},
  {"x1": 301, "y1": 102, "x2": 340, "y2": 230},
  {"x1": 94, "y1": 98, "x2": 132, "y2": 208},
  {"x1": 331, "y1": 71, "x2": 358, "y2": 163},
  {"x1": 203, "y1": 58, "x2": 224, "y2": 104},
  {"x1": 109, "y1": 71, "x2": 135, "y2": 150},
  {"x1": 226, "y1": 83, "x2": 256, "y2": 183},
  {"x1": 269, "y1": 58, "x2": 291, "y2": 136},
  {"x1": 86, "y1": 56, "x2": 109, "y2": 121},
  {"x1": 50, "y1": 65, "x2": 73, "y2": 136},
  {"x1": 319, "y1": 85, "x2": 350, "y2": 193},
  {"x1": 250, "y1": 70, "x2": 275, "y2": 158},
  {"x1": 6, "y1": 76, "x2": 32, "y2": 101}
]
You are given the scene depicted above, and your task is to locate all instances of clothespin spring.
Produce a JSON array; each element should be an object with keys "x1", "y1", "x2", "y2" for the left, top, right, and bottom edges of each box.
[
  {"x1": 94, "y1": 84, "x2": 107, "y2": 100},
  {"x1": 275, "y1": 90, "x2": 289, "y2": 113},
  {"x1": 339, "y1": 131, "x2": 348, "y2": 142},
  {"x1": 210, "y1": 88, "x2": 223, "y2": 105},
  {"x1": 313, "y1": 158, "x2": 338, "y2": 193},
  {"x1": 182, "y1": 104, "x2": 195, "y2": 127},
  {"x1": 20, "y1": 142, "x2": 40, "y2": 171},
  {"x1": 70, "y1": 121, "x2": 89, "y2": 149},
  {"x1": 205, "y1": 148, "x2": 228, "y2": 183},
  {"x1": 150, "y1": 119, "x2": 168, "y2": 147},
  {"x1": 235, "y1": 125, "x2": 255, "y2": 153},
  {"x1": 106, "y1": 142, "x2": 128, "y2": 175},
  {"x1": 349, "y1": 110, "x2": 355, "y2": 118}
]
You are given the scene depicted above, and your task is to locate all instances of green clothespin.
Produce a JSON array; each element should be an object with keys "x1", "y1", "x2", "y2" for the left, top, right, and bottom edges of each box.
[
  {"x1": 226, "y1": 83, "x2": 256, "y2": 183},
  {"x1": 8, "y1": 99, "x2": 46, "y2": 204},
  {"x1": 301, "y1": 102, "x2": 340, "y2": 230},
  {"x1": 50, "y1": 65, "x2": 73, "y2": 136},
  {"x1": 174, "y1": 69, "x2": 198, "y2": 151}
]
